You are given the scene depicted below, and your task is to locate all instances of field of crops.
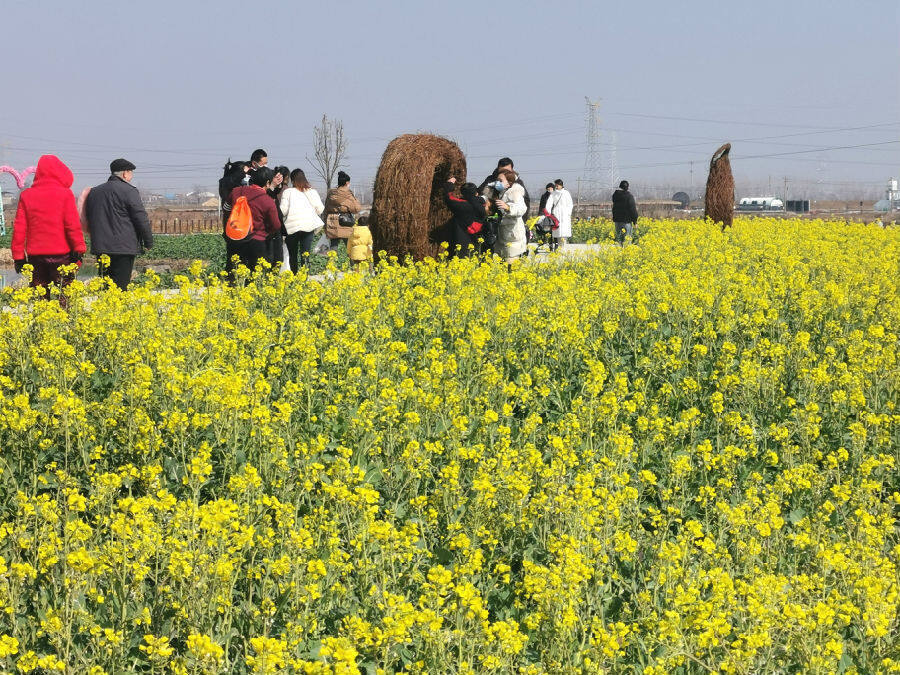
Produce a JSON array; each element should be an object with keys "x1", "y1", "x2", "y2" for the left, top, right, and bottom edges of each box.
[{"x1": 0, "y1": 217, "x2": 898, "y2": 674}]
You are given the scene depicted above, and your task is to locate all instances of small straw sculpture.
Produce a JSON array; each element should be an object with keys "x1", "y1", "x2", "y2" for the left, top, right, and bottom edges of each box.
[
  {"x1": 369, "y1": 134, "x2": 467, "y2": 261},
  {"x1": 704, "y1": 143, "x2": 735, "y2": 230}
]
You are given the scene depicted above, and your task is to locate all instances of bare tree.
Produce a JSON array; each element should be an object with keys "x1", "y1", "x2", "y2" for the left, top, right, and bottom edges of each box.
[{"x1": 308, "y1": 114, "x2": 348, "y2": 190}]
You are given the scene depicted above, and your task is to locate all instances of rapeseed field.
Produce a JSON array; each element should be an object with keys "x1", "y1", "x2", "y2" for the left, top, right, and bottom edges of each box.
[{"x1": 0, "y1": 217, "x2": 897, "y2": 674}]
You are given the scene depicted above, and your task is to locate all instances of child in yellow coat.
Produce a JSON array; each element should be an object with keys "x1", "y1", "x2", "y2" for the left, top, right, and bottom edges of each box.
[{"x1": 346, "y1": 216, "x2": 373, "y2": 269}]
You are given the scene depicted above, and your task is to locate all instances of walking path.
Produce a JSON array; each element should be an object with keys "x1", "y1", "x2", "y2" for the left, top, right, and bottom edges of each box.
[{"x1": 1, "y1": 243, "x2": 617, "y2": 306}]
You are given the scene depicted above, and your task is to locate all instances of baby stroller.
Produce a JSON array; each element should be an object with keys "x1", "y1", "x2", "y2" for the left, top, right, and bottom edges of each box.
[{"x1": 532, "y1": 213, "x2": 558, "y2": 254}]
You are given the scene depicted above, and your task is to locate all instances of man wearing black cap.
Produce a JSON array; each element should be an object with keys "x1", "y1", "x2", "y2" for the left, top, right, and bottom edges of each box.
[{"x1": 83, "y1": 158, "x2": 154, "y2": 290}]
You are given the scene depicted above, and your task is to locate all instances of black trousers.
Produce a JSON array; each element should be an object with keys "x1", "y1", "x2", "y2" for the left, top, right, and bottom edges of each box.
[
  {"x1": 98, "y1": 254, "x2": 135, "y2": 290},
  {"x1": 450, "y1": 225, "x2": 475, "y2": 258},
  {"x1": 284, "y1": 230, "x2": 316, "y2": 272},
  {"x1": 231, "y1": 238, "x2": 268, "y2": 274},
  {"x1": 267, "y1": 231, "x2": 284, "y2": 267}
]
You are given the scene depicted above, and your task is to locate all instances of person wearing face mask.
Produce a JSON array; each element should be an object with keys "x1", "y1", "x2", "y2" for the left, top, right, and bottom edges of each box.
[
  {"x1": 490, "y1": 169, "x2": 528, "y2": 261},
  {"x1": 227, "y1": 167, "x2": 281, "y2": 272},
  {"x1": 478, "y1": 157, "x2": 531, "y2": 216},
  {"x1": 244, "y1": 148, "x2": 268, "y2": 185}
]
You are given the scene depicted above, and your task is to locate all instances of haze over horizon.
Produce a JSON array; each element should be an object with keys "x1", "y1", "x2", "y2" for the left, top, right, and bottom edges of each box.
[{"x1": 1, "y1": 0, "x2": 898, "y2": 200}]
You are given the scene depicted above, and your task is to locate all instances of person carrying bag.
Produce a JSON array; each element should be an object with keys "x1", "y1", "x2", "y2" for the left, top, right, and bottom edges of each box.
[
  {"x1": 323, "y1": 170, "x2": 362, "y2": 250},
  {"x1": 280, "y1": 169, "x2": 325, "y2": 272}
]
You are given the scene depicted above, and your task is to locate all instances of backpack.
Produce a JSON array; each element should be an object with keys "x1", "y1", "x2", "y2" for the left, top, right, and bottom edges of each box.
[
  {"x1": 225, "y1": 195, "x2": 253, "y2": 240},
  {"x1": 479, "y1": 215, "x2": 499, "y2": 250}
]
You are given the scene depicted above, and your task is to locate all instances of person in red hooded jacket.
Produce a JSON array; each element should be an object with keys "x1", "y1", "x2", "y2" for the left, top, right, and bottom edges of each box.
[{"x1": 10, "y1": 155, "x2": 87, "y2": 296}]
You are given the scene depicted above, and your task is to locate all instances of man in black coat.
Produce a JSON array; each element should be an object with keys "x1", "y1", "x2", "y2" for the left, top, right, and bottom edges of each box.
[
  {"x1": 84, "y1": 158, "x2": 154, "y2": 289},
  {"x1": 245, "y1": 148, "x2": 268, "y2": 186},
  {"x1": 477, "y1": 157, "x2": 531, "y2": 215},
  {"x1": 611, "y1": 180, "x2": 639, "y2": 246}
]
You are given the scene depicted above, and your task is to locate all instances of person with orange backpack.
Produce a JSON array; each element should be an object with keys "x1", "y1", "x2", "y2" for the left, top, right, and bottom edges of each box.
[{"x1": 226, "y1": 167, "x2": 281, "y2": 275}]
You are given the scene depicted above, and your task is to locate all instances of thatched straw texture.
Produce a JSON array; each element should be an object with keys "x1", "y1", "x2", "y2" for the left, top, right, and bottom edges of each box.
[
  {"x1": 369, "y1": 134, "x2": 466, "y2": 261},
  {"x1": 704, "y1": 143, "x2": 735, "y2": 230}
]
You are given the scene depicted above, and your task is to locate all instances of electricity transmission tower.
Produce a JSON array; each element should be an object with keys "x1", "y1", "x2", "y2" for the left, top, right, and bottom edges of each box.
[
  {"x1": 582, "y1": 97, "x2": 603, "y2": 201},
  {"x1": 606, "y1": 131, "x2": 618, "y2": 195}
]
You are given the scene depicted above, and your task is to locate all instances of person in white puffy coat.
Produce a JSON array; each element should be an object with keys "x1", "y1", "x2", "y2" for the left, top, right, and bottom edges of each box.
[
  {"x1": 548, "y1": 178, "x2": 574, "y2": 249},
  {"x1": 280, "y1": 169, "x2": 324, "y2": 271},
  {"x1": 491, "y1": 169, "x2": 528, "y2": 261}
]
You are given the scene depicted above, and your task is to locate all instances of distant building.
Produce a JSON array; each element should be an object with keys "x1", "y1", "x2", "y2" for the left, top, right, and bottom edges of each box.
[
  {"x1": 878, "y1": 178, "x2": 900, "y2": 211},
  {"x1": 785, "y1": 200, "x2": 810, "y2": 213},
  {"x1": 737, "y1": 197, "x2": 784, "y2": 211}
]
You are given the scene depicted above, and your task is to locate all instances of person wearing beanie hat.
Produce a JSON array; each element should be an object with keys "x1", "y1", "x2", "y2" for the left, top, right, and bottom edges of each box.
[
  {"x1": 83, "y1": 158, "x2": 153, "y2": 289},
  {"x1": 323, "y1": 170, "x2": 362, "y2": 251}
]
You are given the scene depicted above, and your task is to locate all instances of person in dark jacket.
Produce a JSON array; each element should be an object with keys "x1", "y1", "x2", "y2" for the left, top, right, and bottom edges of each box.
[
  {"x1": 266, "y1": 165, "x2": 290, "y2": 268},
  {"x1": 219, "y1": 160, "x2": 250, "y2": 281},
  {"x1": 477, "y1": 157, "x2": 530, "y2": 215},
  {"x1": 538, "y1": 183, "x2": 555, "y2": 214},
  {"x1": 10, "y1": 154, "x2": 87, "y2": 299},
  {"x1": 219, "y1": 159, "x2": 249, "y2": 225},
  {"x1": 611, "y1": 180, "x2": 639, "y2": 246},
  {"x1": 244, "y1": 148, "x2": 268, "y2": 185},
  {"x1": 227, "y1": 167, "x2": 281, "y2": 273},
  {"x1": 443, "y1": 178, "x2": 486, "y2": 258},
  {"x1": 83, "y1": 158, "x2": 154, "y2": 290}
]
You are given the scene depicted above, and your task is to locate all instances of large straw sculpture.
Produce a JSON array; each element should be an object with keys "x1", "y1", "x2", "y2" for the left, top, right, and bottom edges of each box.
[
  {"x1": 369, "y1": 134, "x2": 467, "y2": 261},
  {"x1": 704, "y1": 143, "x2": 735, "y2": 230}
]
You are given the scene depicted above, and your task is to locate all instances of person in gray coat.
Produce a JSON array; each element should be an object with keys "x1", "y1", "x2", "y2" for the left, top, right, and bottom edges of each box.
[{"x1": 83, "y1": 158, "x2": 154, "y2": 289}]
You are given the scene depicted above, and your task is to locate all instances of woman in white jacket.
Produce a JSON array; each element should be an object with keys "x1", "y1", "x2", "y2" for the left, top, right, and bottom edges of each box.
[
  {"x1": 280, "y1": 169, "x2": 324, "y2": 271},
  {"x1": 491, "y1": 169, "x2": 528, "y2": 261}
]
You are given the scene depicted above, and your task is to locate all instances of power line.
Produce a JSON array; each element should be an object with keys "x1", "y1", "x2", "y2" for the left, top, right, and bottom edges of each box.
[{"x1": 608, "y1": 111, "x2": 899, "y2": 131}]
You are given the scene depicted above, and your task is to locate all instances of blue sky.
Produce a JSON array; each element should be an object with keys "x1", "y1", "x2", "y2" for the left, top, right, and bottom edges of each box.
[{"x1": 1, "y1": 0, "x2": 898, "y2": 198}]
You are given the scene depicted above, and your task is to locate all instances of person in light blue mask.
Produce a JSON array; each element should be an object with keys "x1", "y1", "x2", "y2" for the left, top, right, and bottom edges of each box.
[
  {"x1": 490, "y1": 168, "x2": 528, "y2": 262},
  {"x1": 477, "y1": 157, "x2": 531, "y2": 215}
]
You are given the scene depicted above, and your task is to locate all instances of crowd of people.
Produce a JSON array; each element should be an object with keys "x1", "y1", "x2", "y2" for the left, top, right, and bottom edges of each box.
[
  {"x1": 8, "y1": 150, "x2": 640, "y2": 296},
  {"x1": 217, "y1": 150, "x2": 369, "y2": 274}
]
